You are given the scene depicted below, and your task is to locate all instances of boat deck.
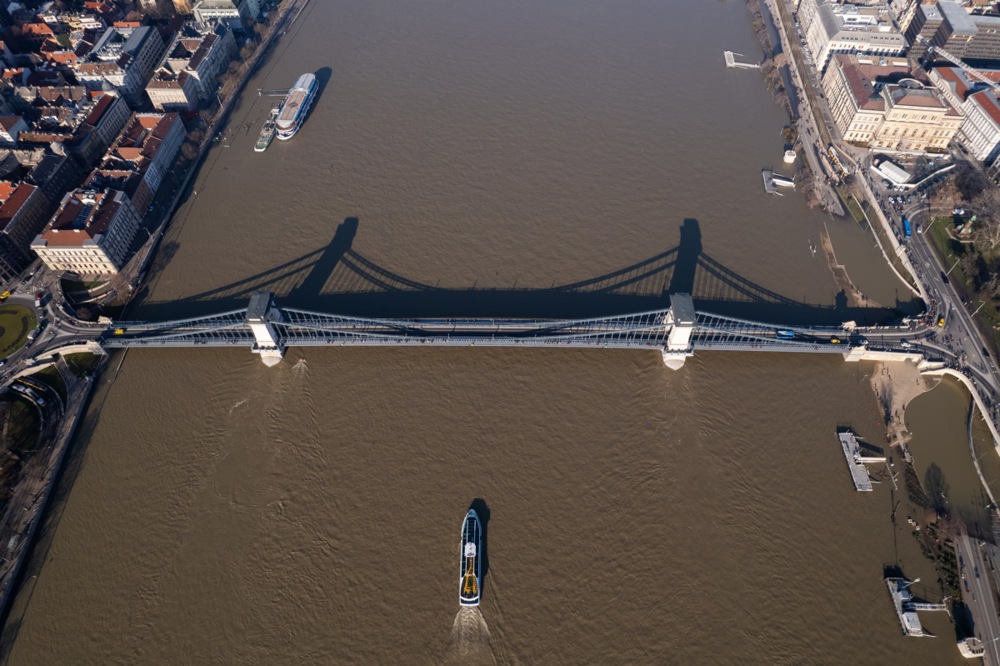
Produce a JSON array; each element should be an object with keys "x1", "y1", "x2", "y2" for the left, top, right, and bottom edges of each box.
[
  {"x1": 837, "y1": 431, "x2": 872, "y2": 492},
  {"x1": 277, "y1": 90, "x2": 308, "y2": 127}
]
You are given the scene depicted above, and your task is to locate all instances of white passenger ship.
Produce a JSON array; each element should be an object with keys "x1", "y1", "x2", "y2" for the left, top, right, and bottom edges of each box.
[{"x1": 276, "y1": 73, "x2": 318, "y2": 140}]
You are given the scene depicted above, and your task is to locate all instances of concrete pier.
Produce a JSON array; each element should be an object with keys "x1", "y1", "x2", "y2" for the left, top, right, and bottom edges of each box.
[
  {"x1": 837, "y1": 431, "x2": 873, "y2": 492},
  {"x1": 724, "y1": 51, "x2": 760, "y2": 69}
]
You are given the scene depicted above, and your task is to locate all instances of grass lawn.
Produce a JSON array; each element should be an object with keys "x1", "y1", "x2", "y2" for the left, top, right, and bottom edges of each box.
[
  {"x1": 63, "y1": 353, "x2": 101, "y2": 378},
  {"x1": 836, "y1": 185, "x2": 866, "y2": 224},
  {"x1": 1, "y1": 398, "x2": 41, "y2": 456},
  {"x1": 28, "y1": 366, "x2": 66, "y2": 404},
  {"x1": 61, "y1": 279, "x2": 107, "y2": 293},
  {"x1": 926, "y1": 218, "x2": 971, "y2": 301},
  {"x1": 925, "y1": 216, "x2": 1000, "y2": 352},
  {"x1": 0, "y1": 305, "x2": 36, "y2": 359}
]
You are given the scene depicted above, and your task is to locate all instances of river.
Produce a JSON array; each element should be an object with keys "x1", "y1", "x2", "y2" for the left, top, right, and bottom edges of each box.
[{"x1": 0, "y1": 1, "x2": 980, "y2": 663}]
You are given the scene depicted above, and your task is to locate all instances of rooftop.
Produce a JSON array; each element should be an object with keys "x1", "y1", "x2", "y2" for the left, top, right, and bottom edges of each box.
[
  {"x1": 40, "y1": 188, "x2": 123, "y2": 247},
  {"x1": 969, "y1": 89, "x2": 1000, "y2": 127},
  {"x1": 0, "y1": 182, "x2": 36, "y2": 232}
]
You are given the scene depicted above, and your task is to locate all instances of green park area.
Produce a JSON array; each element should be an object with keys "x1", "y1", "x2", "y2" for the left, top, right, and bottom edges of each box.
[{"x1": 0, "y1": 305, "x2": 36, "y2": 360}]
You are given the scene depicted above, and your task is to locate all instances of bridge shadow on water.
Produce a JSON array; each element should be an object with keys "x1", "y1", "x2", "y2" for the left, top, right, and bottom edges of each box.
[{"x1": 131, "y1": 217, "x2": 922, "y2": 326}]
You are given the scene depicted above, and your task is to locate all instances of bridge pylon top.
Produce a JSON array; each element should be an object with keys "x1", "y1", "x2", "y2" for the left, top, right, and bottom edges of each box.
[{"x1": 247, "y1": 291, "x2": 276, "y2": 322}]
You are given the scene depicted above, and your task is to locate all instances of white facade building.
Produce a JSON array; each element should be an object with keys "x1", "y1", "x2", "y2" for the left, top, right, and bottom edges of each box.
[
  {"x1": 799, "y1": 0, "x2": 907, "y2": 73},
  {"x1": 31, "y1": 188, "x2": 141, "y2": 275}
]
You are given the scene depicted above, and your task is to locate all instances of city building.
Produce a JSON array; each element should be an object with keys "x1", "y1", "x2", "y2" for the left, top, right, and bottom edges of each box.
[
  {"x1": 147, "y1": 24, "x2": 235, "y2": 110},
  {"x1": 192, "y1": 0, "x2": 260, "y2": 29},
  {"x1": 0, "y1": 116, "x2": 29, "y2": 146},
  {"x1": 85, "y1": 112, "x2": 185, "y2": 214},
  {"x1": 31, "y1": 188, "x2": 141, "y2": 275},
  {"x1": 68, "y1": 91, "x2": 132, "y2": 166},
  {"x1": 16, "y1": 91, "x2": 132, "y2": 167},
  {"x1": 929, "y1": 66, "x2": 1000, "y2": 163},
  {"x1": 798, "y1": 0, "x2": 907, "y2": 72},
  {"x1": 74, "y1": 26, "x2": 165, "y2": 106},
  {"x1": 823, "y1": 54, "x2": 962, "y2": 152},
  {"x1": 904, "y1": 0, "x2": 1000, "y2": 65},
  {"x1": 0, "y1": 151, "x2": 82, "y2": 281},
  {"x1": 0, "y1": 182, "x2": 47, "y2": 281}
]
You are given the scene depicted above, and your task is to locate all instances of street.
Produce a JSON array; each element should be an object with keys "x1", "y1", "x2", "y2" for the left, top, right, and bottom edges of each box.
[{"x1": 956, "y1": 534, "x2": 1000, "y2": 666}]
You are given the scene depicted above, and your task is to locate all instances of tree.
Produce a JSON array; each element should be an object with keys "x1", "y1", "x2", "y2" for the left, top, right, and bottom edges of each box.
[
  {"x1": 972, "y1": 186, "x2": 1000, "y2": 252},
  {"x1": 955, "y1": 162, "x2": 990, "y2": 201}
]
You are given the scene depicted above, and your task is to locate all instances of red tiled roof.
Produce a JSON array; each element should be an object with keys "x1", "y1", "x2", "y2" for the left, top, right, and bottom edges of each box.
[
  {"x1": 81, "y1": 93, "x2": 114, "y2": 127},
  {"x1": 971, "y1": 90, "x2": 1000, "y2": 128},
  {"x1": 41, "y1": 189, "x2": 123, "y2": 246},
  {"x1": 0, "y1": 116, "x2": 23, "y2": 132},
  {"x1": 0, "y1": 183, "x2": 35, "y2": 232},
  {"x1": 0, "y1": 181, "x2": 17, "y2": 203},
  {"x1": 20, "y1": 23, "x2": 54, "y2": 37}
]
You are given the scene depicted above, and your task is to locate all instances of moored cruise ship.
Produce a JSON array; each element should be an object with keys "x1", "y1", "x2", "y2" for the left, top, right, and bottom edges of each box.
[
  {"x1": 459, "y1": 509, "x2": 481, "y2": 606},
  {"x1": 276, "y1": 73, "x2": 318, "y2": 140}
]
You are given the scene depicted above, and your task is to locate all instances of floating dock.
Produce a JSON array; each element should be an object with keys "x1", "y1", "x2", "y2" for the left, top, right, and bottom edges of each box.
[
  {"x1": 762, "y1": 170, "x2": 782, "y2": 196},
  {"x1": 837, "y1": 431, "x2": 873, "y2": 491},
  {"x1": 885, "y1": 578, "x2": 927, "y2": 637},
  {"x1": 724, "y1": 51, "x2": 761, "y2": 69}
]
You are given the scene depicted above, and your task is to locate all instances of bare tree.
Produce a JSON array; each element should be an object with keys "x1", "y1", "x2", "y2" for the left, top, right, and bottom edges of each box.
[
  {"x1": 972, "y1": 186, "x2": 1000, "y2": 252},
  {"x1": 955, "y1": 162, "x2": 991, "y2": 201}
]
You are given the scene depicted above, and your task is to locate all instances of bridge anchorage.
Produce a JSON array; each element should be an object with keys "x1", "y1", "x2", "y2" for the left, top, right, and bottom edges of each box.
[{"x1": 97, "y1": 291, "x2": 928, "y2": 369}]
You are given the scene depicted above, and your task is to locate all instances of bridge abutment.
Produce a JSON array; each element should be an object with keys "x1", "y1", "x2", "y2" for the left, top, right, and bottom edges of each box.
[
  {"x1": 662, "y1": 294, "x2": 696, "y2": 370},
  {"x1": 247, "y1": 292, "x2": 285, "y2": 366}
]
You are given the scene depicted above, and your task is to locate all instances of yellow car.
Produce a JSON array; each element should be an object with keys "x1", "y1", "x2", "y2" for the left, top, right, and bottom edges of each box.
[
  {"x1": 113, "y1": 328, "x2": 125, "y2": 335},
  {"x1": 830, "y1": 337, "x2": 841, "y2": 344},
  {"x1": 937, "y1": 317, "x2": 945, "y2": 327},
  {"x1": 0, "y1": 290, "x2": 9, "y2": 301}
]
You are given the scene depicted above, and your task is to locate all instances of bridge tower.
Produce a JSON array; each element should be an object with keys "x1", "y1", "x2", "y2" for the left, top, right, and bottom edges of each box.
[
  {"x1": 662, "y1": 293, "x2": 696, "y2": 370},
  {"x1": 247, "y1": 292, "x2": 285, "y2": 366}
]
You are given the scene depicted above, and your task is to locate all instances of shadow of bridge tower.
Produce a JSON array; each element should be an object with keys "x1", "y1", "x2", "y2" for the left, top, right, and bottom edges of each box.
[{"x1": 129, "y1": 217, "x2": 921, "y2": 327}]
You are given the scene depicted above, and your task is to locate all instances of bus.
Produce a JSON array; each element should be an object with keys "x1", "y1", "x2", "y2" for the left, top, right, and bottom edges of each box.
[{"x1": 903, "y1": 217, "x2": 912, "y2": 238}]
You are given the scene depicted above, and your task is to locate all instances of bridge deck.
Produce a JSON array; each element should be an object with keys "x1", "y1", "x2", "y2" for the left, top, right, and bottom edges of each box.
[{"x1": 102, "y1": 306, "x2": 856, "y2": 354}]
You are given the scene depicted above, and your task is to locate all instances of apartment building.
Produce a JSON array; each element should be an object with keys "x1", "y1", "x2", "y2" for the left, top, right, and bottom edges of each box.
[
  {"x1": 85, "y1": 112, "x2": 185, "y2": 214},
  {"x1": 929, "y1": 66, "x2": 1000, "y2": 162},
  {"x1": 31, "y1": 188, "x2": 141, "y2": 275},
  {"x1": 74, "y1": 26, "x2": 165, "y2": 106},
  {"x1": 147, "y1": 24, "x2": 235, "y2": 110}
]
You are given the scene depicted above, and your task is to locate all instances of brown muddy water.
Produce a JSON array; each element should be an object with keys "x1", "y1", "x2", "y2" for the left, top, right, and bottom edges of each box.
[{"x1": 0, "y1": 1, "x2": 980, "y2": 663}]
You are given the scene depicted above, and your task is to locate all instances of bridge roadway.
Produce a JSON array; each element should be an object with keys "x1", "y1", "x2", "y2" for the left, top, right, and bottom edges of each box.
[{"x1": 94, "y1": 305, "x2": 870, "y2": 354}]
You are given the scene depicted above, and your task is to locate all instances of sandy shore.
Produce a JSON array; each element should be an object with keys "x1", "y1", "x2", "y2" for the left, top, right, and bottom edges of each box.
[{"x1": 870, "y1": 360, "x2": 938, "y2": 448}]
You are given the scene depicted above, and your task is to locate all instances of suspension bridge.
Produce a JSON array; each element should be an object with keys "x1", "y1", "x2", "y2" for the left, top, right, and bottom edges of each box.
[{"x1": 92, "y1": 292, "x2": 921, "y2": 368}]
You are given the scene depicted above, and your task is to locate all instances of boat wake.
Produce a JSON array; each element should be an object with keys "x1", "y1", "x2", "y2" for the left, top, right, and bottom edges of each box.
[{"x1": 445, "y1": 607, "x2": 496, "y2": 665}]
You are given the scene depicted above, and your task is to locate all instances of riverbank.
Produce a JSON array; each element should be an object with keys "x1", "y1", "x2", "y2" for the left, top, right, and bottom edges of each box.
[
  {"x1": 93, "y1": 0, "x2": 311, "y2": 312},
  {"x1": 0, "y1": 361, "x2": 100, "y2": 625},
  {"x1": 0, "y1": 0, "x2": 310, "y2": 633},
  {"x1": 870, "y1": 360, "x2": 937, "y2": 449}
]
